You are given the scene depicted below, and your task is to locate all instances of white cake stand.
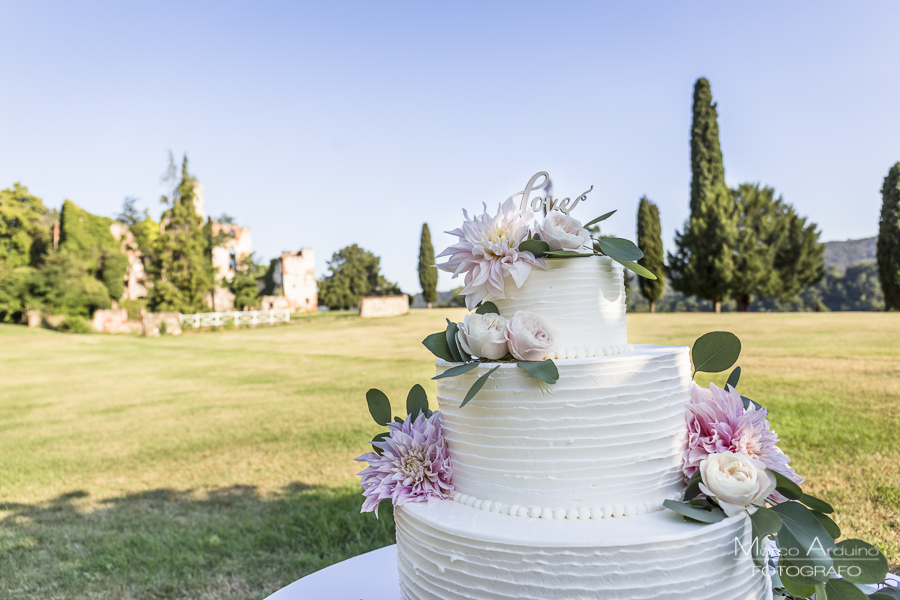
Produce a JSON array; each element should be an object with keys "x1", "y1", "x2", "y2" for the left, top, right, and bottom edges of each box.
[
  {"x1": 265, "y1": 545, "x2": 399, "y2": 600},
  {"x1": 265, "y1": 545, "x2": 898, "y2": 600}
]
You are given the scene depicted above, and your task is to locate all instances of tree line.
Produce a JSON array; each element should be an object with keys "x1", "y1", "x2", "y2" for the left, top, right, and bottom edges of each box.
[{"x1": 632, "y1": 78, "x2": 899, "y2": 313}]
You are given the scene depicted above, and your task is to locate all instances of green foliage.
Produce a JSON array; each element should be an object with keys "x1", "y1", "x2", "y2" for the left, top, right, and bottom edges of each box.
[
  {"x1": 0, "y1": 183, "x2": 51, "y2": 270},
  {"x1": 668, "y1": 78, "x2": 739, "y2": 309},
  {"x1": 29, "y1": 252, "x2": 112, "y2": 317},
  {"x1": 317, "y1": 244, "x2": 402, "y2": 309},
  {"x1": 418, "y1": 223, "x2": 438, "y2": 305},
  {"x1": 120, "y1": 298, "x2": 146, "y2": 321},
  {"x1": 636, "y1": 197, "x2": 665, "y2": 309},
  {"x1": 229, "y1": 253, "x2": 265, "y2": 310},
  {"x1": 877, "y1": 162, "x2": 900, "y2": 310},
  {"x1": 117, "y1": 196, "x2": 159, "y2": 255},
  {"x1": 146, "y1": 154, "x2": 216, "y2": 313},
  {"x1": 0, "y1": 266, "x2": 36, "y2": 322},
  {"x1": 58, "y1": 314, "x2": 94, "y2": 334},
  {"x1": 730, "y1": 183, "x2": 824, "y2": 311},
  {"x1": 59, "y1": 199, "x2": 128, "y2": 302},
  {"x1": 259, "y1": 258, "x2": 278, "y2": 296}
]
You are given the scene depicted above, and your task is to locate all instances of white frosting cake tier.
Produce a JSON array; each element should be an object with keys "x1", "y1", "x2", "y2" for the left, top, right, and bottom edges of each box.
[
  {"x1": 396, "y1": 500, "x2": 772, "y2": 600},
  {"x1": 491, "y1": 257, "x2": 629, "y2": 360},
  {"x1": 435, "y1": 345, "x2": 691, "y2": 516}
]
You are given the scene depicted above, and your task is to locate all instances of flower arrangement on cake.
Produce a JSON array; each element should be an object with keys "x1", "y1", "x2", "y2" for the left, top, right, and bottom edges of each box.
[{"x1": 662, "y1": 331, "x2": 893, "y2": 600}]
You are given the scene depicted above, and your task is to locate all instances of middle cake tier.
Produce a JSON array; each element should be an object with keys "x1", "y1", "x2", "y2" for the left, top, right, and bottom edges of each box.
[{"x1": 435, "y1": 344, "x2": 691, "y2": 518}]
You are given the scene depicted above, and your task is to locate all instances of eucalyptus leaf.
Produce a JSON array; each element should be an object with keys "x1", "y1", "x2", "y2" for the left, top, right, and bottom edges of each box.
[
  {"x1": 811, "y1": 510, "x2": 841, "y2": 540},
  {"x1": 518, "y1": 238, "x2": 550, "y2": 257},
  {"x1": 750, "y1": 506, "x2": 783, "y2": 538},
  {"x1": 475, "y1": 301, "x2": 500, "y2": 315},
  {"x1": 816, "y1": 583, "x2": 829, "y2": 600},
  {"x1": 432, "y1": 361, "x2": 480, "y2": 380},
  {"x1": 749, "y1": 506, "x2": 782, "y2": 570},
  {"x1": 445, "y1": 320, "x2": 465, "y2": 362},
  {"x1": 831, "y1": 539, "x2": 889, "y2": 584},
  {"x1": 825, "y1": 578, "x2": 869, "y2": 600},
  {"x1": 615, "y1": 259, "x2": 657, "y2": 279},
  {"x1": 422, "y1": 331, "x2": 455, "y2": 362},
  {"x1": 596, "y1": 237, "x2": 644, "y2": 261},
  {"x1": 800, "y1": 493, "x2": 835, "y2": 514},
  {"x1": 662, "y1": 499, "x2": 726, "y2": 524},
  {"x1": 370, "y1": 432, "x2": 390, "y2": 455},
  {"x1": 406, "y1": 384, "x2": 429, "y2": 420},
  {"x1": 584, "y1": 210, "x2": 617, "y2": 227},
  {"x1": 691, "y1": 331, "x2": 742, "y2": 375},
  {"x1": 544, "y1": 250, "x2": 590, "y2": 258},
  {"x1": 780, "y1": 557, "x2": 829, "y2": 585},
  {"x1": 870, "y1": 590, "x2": 900, "y2": 600},
  {"x1": 726, "y1": 366, "x2": 741, "y2": 390},
  {"x1": 393, "y1": 416, "x2": 404, "y2": 423},
  {"x1": 742, "y1": 395, "x2": 764, "y2": 411},
  {"x1": 517, "y1": 359, "x2": 559, "y2": 384},
  {"x1": 779, "y1": 569, "x2": 817, "y2": 599},
  {"x1": 365, "y1": 389, "x2": 392, "y2": 426},
  {"x1": 772, "y1": 501, "x2": 836, "y2": 573},
  {"x1": 683, "y1": 470, "x2": 703, "y2": 501},
  {"x1": 459, "y1": 365, "x2": 500, "y2": 408},
  {"x1": 769, "y1": 470, "x2": 803, "y2": 500}
]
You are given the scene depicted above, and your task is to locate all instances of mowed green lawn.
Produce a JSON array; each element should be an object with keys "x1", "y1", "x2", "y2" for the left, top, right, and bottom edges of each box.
[{"x1": 0, "y1": 311, "x2": 898, "y2": 599}]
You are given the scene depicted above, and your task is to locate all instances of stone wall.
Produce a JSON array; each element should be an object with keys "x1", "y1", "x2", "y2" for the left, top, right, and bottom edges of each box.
[
  {"x1": 359, "y1": 295, "x2": 410, "y2": 318},
  {"x1": 91, "y1": 308, "x2": 139, "y2": 333},
  {"x1": 109, "y1": 221, "x2": 148, "y2": 301},
  {"x1": 141, "y1": 312, "x2": 182, "y2": 337}
]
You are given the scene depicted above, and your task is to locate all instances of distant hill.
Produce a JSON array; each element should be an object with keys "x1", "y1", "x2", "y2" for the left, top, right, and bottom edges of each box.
[{"x1": 825, "y1": 236, "x2": 877, "y2": 273}]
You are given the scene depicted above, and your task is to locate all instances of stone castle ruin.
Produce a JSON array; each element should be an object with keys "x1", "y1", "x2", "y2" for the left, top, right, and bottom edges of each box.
[{"x1": 108, "y1": 181, "x2": 316, "y2": 314}]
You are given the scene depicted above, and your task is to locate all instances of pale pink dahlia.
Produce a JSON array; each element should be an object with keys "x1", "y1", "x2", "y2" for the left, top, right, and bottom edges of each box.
[
  {"x1": 355, "y1": 412, "x2": 453, "y2": 515},
  {"x1": 684, "y1": 382, "x2": 802, "y2": 489},
  {"x1": 436, "y1": 198, "x2": 544, "y2": 310}
]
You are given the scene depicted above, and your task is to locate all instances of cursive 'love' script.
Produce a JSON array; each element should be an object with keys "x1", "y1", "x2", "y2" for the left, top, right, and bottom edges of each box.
[{"x1": 508, "y1": 171, "x2": 593, "y2": 217}]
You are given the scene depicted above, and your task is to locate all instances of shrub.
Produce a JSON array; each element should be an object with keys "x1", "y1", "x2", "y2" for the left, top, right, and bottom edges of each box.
[{"x1": 58, "y1": 315, "x2": 94, "y2": 334}]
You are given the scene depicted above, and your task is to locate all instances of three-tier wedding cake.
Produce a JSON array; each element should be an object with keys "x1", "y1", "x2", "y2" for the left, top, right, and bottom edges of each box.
[{"x1": 393, "y1": 256, "x2": 770, "y2": 600}]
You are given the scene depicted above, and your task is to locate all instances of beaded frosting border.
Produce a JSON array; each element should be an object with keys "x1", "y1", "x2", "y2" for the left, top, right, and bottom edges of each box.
[
  {"x1": 548, "y1": 343, "x2": 634, "y2": 360},
  {"x1": 451, "y1": 490, "x2": 683, "y2": 520}
]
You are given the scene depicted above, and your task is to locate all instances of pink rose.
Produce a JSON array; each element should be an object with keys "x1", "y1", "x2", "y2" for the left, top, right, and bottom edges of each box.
[{"x1": 506, "y1": 311, "x2": 554, "y2": 361}]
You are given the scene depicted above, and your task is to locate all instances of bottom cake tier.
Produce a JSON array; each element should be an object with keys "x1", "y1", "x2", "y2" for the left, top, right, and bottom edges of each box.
[{"x1": 396, "y1": 500, "x2": 772, "y2": 600}]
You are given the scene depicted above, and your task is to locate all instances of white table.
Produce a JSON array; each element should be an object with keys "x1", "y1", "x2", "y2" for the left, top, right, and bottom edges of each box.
[
  {"x1": 266, "y1": 544, "x2": 899, "y2": 599},
  {"x1": 266, "y1": 545, "x2": 399, "y2": 600}
]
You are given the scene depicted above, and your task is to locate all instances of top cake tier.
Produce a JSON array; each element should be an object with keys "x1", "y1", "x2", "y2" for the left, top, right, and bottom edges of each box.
[{"x1": 491, "y1": 257, "x2": 630, "y2": 360}]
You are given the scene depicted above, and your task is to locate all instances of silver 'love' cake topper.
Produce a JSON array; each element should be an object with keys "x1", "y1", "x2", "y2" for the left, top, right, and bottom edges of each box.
[{"x1": 509, "y1": 171, "x2": 593, "y2": 216}]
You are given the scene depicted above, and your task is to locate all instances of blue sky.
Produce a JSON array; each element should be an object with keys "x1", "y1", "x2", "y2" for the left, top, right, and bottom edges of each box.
[{"x1": 2, "y1": 1, "x2": 898, "y2": 293}]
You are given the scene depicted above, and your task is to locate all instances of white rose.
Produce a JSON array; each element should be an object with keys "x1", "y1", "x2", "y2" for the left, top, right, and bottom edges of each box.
[
  {"x1": 506, "y1": 311, "x2": 554, "y2": 361},
  {"x1": 538, "y1": 211, "x2": 591, "y2": 251},
  {"x1": 457, "y1": 313, "x2": 509, "y2": 360},
  {"x1": 698, "y1": 452, "x2": 776, "y2": 517}
]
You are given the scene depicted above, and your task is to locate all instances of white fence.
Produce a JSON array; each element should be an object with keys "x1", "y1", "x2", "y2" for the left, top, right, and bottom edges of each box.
[{"x1": 179, "y1": 309, "x2": 291, "y2": 329}]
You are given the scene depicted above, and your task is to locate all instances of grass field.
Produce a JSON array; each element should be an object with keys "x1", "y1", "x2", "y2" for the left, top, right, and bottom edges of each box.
[{"x1": 1, "y1": 310, "x2": 898, "y2": 599}]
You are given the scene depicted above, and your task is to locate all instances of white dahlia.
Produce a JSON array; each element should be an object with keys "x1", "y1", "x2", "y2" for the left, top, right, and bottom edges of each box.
[{"x1": 436, "y1": 198, "x2": 544, "y2": 310}]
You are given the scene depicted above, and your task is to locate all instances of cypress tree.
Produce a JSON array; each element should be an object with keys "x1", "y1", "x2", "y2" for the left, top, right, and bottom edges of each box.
[
  {"x1": 667, "y1": 78, "x2": 738, "y2": 312},
  {"x1": 877, "y1": 162, "x2": 900, "y2": 310},
  {"x1": 146, "y1": 154, "x2": 215, "y2": 312},
  {"x1": 418, "y1": 223, "x2": 438, "y2": 307},
  {"x1": 636, "y1": 197, "x2": 665, "y2": 312}
]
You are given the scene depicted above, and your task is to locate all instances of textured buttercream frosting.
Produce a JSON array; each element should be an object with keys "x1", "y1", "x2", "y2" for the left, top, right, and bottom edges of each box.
[
  {"x1": 435, "y1": 345, "x2": 692, "y2": 515},
  {"x1": 491, "y1": 256, "x2": 629, "y2": 359},
  {"x1": 396, "y1": 500, "x2": 772, "y2": 600}
]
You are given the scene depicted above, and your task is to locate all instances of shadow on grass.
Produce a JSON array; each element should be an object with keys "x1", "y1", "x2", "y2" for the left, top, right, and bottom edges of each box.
[{"x1": 0, "y1": 483, "x2": 395, "y2": 600}]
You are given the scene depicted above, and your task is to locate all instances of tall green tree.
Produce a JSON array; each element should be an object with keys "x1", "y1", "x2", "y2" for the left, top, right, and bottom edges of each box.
[
  {"x1": 667, "y1": 78, "x2": 738, "y2": 312},
  {"x1": 229, "y1": 253, "x2": 265, "y2": 310},
  {"x1": 318, "y1": 244, "x2": 401, "y2": 309},
  {"x1": 0, "y1": 183, "x2": 51, "y2": 269},
  {"x1": 146, "y1": 154, "x2": 215, "y2": 312},
  {"x1": 877, "y1": 162, "x2": 900, "y2": 310},
  {"x1": 636, "y1": 197, "x2": 665, "y2": 312},
  {"x1": 418, "y1": 223, "x2": 438, "y2": 307},
  {"x1": 729, "y1": 184, "x2": 823, "y2": 311}
]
